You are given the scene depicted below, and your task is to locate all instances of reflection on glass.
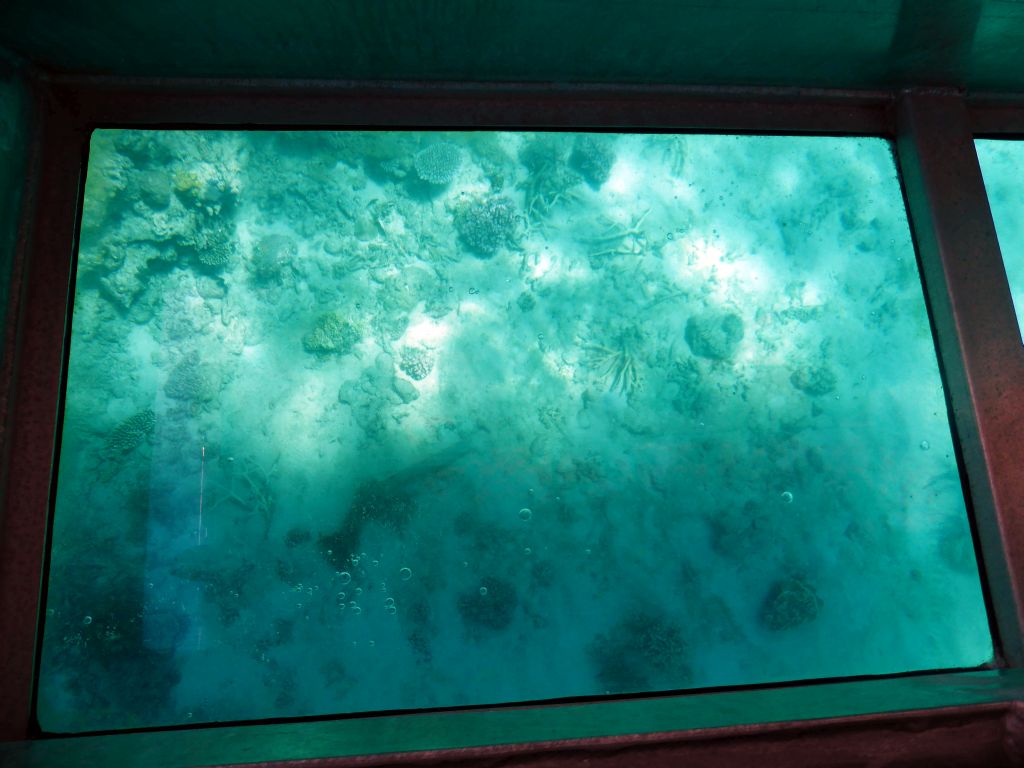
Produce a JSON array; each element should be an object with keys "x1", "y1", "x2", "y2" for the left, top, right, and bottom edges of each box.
[
  {"x1": 38, "y1": 130, "x2": 991, "y2": 732},
  {"x1": 977, "y1": 139, "x2": 1024, "y2": 339}
]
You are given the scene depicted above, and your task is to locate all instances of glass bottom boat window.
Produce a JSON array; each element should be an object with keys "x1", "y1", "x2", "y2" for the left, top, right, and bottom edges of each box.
[{"x1": 38, "y1": 129, "x2": 992, "y2": 732}]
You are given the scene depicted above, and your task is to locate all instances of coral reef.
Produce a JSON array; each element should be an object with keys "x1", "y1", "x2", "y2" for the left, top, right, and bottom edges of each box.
[
  {"x1": 570, "y1": 135, "x2": 616, "y2": 188},
  {"x1": 284, "y1": 527, "x2": 312, "y2": 548},
  {"x1": 709, "y1": 500, "x2": 777, "y2": 560},
  {"x1": 318, "y1": 479, "x2": 416, "y2": 569},
  {"x1": 399, "y1": 346, "x2": 434, "y2": 381},
  {"x1": 414, "y1": 143, "x2": 462, "y2": 185},
  {"x1": 337, "y1": 353, "x2": 419, "y2": 434},
  {"x1": 685, "y1": 310, "x2": 745, "y2": 361},
  {"x1": 587, "y1": 609, "x2": 691, "y2": 693},
  {"x1": 761, "y1": 577, "x2": 823, "y2": 630},
  {"x1": 392, "y1": 376, "x2": 420, "y2": 404},
  {"x1": 207, "y1": 454, "x2": 278, "y2": 540},
  {"x1": 165, "y1": 351, "x2": 220, "y2": 404},
  {"x1": 251, "y1": 233, "x2": 297, "y2": 282},
  {"x1": 457, "y1": 576, "x2": 518, "y2": 633},
  {"x1": 134, "y1": 169, "x2": 173, "y2": 210},
  {"x1": 97, "y1": 242, "x2": 163, "y2": 309},
  {"x1": 189, "y1": 225, "x2": 236, "y2": 269},
  {"x1": 350, "y1": 479, "x2": 417, "y2": 531},
  {"x1": 453, "y1": 195, "x2": 518, "y2": 257},
  {"x1": 520, "y1": 135, "x2": 567, "y2": 174},
  {"x1": 582, "y1": 209, "x2": 650, "y2": 266},
  {"x1": 105, "y1": 408, "x2": 156, "y2": 455},
  {"x1": 519, "y1": 136, "x2": 583, "y2": 222},
  {"x1": 790, "y1": 364, "x2": 838, "y2": 396},
  {"x1": 302, "y1": 312, "x2": 360, "y2": 356}
]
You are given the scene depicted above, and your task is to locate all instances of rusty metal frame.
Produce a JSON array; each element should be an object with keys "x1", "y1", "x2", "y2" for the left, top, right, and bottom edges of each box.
[{"x1": 2, "y1": 78, "x2": 1024, "y2": 766}]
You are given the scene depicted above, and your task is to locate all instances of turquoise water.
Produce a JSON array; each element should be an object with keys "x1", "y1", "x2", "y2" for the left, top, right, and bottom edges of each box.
[
  {"x1": 38, "y1": 130, "x2": 991, "y2": 732},
  {"x1": 977, "y1": 139, "x2": 1024, "y2": 339}
]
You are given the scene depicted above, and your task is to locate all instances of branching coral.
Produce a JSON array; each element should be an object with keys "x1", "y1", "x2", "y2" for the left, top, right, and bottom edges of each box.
[
  {"x1": 518, "y1": 135, "x2": 583, "y2": 224},
  {"x1": 581, "y1": 325, "x2": 646, "y2": 397},
  {"x1": 207, "y1": 454, "x2": 278, "y2": 540},
  {"x1": 581, "y1": 209, "x2": 650, "y2": 266}
]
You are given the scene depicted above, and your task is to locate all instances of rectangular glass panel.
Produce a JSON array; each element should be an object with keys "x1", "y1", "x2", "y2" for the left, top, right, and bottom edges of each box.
[
  {"x1": 976, "y1": 138, "x2": 1024, "y2": 339},
  {"x1": 39, "y1": 130, "x2": 992, "y2": 732}
]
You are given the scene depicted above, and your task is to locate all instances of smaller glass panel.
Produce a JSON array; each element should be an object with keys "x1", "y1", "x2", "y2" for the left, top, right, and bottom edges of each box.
[{"x1": 976, "y1": 138, "x2": 1024, "y2": 337}]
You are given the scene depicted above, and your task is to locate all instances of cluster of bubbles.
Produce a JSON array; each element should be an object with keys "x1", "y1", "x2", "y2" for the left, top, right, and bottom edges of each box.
[{"x1": 327, "y1": 561, "x2": 414, "y2": 618}]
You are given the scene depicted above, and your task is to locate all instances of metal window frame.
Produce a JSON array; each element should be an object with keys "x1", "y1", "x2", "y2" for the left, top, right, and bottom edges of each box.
[{"x1": 2, "y1": 79, "x2": 1024, "y2": 767}]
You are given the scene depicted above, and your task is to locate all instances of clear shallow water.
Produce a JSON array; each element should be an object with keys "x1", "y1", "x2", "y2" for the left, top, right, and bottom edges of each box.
[
  {"x1": 977, "y1": 139, "x2": 1024, "y2": 339},
  {"x1": 38, "y1": 130, "x2": 991, "y2": 732}
]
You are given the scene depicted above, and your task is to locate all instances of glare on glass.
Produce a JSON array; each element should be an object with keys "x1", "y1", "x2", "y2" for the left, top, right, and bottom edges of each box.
[{"x1": 38, "y1": 130, "x2": 991, "y2": 732}]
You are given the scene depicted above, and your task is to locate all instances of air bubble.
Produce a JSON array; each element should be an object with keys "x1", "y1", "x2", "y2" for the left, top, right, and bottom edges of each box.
[
  {"x1": 339, "y1": 571, "x2": 352, "y2": 585},
  {"x1": 479, "y1": 587, "x2": 489, "y2": 596},
  {"x1": 920, "y1": 440, "x2": 930, "y2": 450},
  {"x1": 524, "y1": 547, "x2": 532, "y2": 555},
  {"x1": 352, "y1": 606, "x2": 362, "y2": 615},
  {"x1": 385, "y1": 605, "x2": 397, "y2": 615},
  {"x1": 399, "y1": 567, "x2": 413, "y2": 581},
  {"x1": 781, "y1": 491, "x2": 794, "y2": 504},
  {"x1": 384, "y1": 597, "x2": 395, "y2": 607},
  {"x1": 82, "y1": 616, "x2": 92, "y2": 626},
  {"x1": 518, "y1": 507, "x2": 533, "y2": 521}
]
